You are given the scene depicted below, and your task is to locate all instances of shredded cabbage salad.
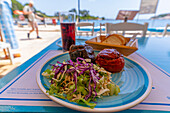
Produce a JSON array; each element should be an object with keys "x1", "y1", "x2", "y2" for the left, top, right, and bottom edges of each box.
[{"x1": 42, "y1": 57, "x2": 120, "y2": 108}]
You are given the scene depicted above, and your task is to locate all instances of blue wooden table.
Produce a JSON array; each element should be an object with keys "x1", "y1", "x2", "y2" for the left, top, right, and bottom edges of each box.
[{"x1": 0, "y1": 36, "x2": 169, "y2": 112}]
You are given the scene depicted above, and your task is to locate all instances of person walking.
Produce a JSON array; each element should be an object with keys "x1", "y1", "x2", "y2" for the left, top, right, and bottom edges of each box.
[{"x1": 23, "y1": 1, "x2": 43, "y2": 39}]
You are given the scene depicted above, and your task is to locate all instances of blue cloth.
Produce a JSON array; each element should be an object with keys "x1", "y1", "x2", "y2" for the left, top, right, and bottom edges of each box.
[{"x1": 0, "y1": 1, "x2": 19, "y2": 49}]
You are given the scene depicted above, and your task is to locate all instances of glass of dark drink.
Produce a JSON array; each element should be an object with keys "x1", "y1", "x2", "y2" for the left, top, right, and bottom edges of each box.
[{"x1": 60, "y1": 12, "x2": 76, "y2": 51}]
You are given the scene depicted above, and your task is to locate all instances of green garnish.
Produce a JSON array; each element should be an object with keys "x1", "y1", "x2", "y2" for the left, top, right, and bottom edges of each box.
[{"x1": 42, "y1": 57, "x2": 120, "y2": 109}]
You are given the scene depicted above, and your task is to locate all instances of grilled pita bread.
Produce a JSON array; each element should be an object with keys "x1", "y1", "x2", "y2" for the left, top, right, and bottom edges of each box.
[{"x1": 102, "y1": 34, "x2": 126, "y2": 45}]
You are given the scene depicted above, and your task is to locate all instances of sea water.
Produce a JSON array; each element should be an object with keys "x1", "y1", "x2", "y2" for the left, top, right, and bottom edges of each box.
[
  {"x1": 79, "y1": 19, "x2": 170, "y2": 32},
  {"x1": 80, "y1": 19, "x2": 170, "y2": 28}
]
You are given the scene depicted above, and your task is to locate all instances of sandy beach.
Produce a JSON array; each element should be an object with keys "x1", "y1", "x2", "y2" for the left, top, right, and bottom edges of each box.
[{"x1": 0, "y1": 25, "x2": 61, "y2": 78}]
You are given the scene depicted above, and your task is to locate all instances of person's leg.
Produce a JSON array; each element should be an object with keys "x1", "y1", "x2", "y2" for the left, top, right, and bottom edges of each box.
[
  {"x1": 34, "y1": 22, "x2": 42, "y2": 39},
  {"x1": 29, "y1": 21, "x2": 35, "y2": 34},
  {"x1": 35, "y1": 22, "x2": 39, "y2": 36},
  {"x1": 28, "y1": 21, "x2": 35, "y2": 39}
]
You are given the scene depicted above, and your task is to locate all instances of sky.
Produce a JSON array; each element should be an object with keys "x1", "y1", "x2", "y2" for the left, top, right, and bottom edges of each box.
[{"x1": 16, "y1": 0, "x2": 170, "y2": 19}]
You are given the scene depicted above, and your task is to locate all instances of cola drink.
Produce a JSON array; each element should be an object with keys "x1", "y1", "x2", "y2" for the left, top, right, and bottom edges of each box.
[{"x1": 60, "y1": 22, "x2": 75, "y2": 51}]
